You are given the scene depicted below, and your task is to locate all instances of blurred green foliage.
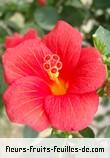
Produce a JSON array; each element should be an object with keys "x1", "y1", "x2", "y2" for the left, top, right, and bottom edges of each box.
[
  {"x1": 79, "y1": 127, "x2": 95, "y2": 138},
  {"x1": 0, "y1": 0, "x2": 110, "y2": 137}
]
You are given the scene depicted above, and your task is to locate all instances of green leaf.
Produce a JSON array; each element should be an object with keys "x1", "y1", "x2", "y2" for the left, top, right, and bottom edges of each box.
[
  {"x1": 94, "y1": 114, "x2": 104, "y2": 122},
  {"x1": 97, "y1": 87, "x2": 105, "y2": 97},
  {"x1": 0, "y1": 22, "x2": 10, "y2": 43},
  {"x1": 79, "y1": 127, "x2": 95, "y2": 138},
  {"x1": 93, "y1": 26, "x2": 110, "y2": 55},
  {"x1": 0, "y1": 65, "x2": 7, "y2": 115},
  {"x1": 47, "y1": 0, "x2": 54, "y2": 5},
  {"x1": 65, "y1": 0, "x2": 83, "y2": 8},
  {"x1": 5, "y1": 21, "x2": 20, "y2": 32},
  {"x1": 60, "y1": 6, "x2": 86, "y2": 26},
  {"x1": 93, "y1": 0, "x2": 110, "y2": 9},
  {"x1": 106, "y1": 111, "x2": 110, "y2": 116},
  {"x1": 101, "y1": 96, "x2": 110, "y2": 106},
  {"x1": 34, "y1": 6, "x2": 59, "y2": 31},
  {"x1": 104, "y1": 126, "x2": 110, "y2": 137},
  {"x1": 23, "y1": 126, "x2": 38, "y2": 138},
  {"x1": 51, "y1": 129, "x2": 70, "y2": 138}
]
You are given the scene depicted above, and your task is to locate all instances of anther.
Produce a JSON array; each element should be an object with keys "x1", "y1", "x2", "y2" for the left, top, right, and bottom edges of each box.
[{"x1": 51, "y1": 67, "x2": 58, "y2": 74}]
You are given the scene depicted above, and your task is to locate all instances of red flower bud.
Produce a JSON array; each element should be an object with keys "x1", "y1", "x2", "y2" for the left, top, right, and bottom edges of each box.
[{"x1": 37, "y1": 0, "x2": 46, "y2": 6}]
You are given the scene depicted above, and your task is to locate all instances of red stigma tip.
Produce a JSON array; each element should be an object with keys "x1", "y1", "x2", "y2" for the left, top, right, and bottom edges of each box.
[
  {"x1": 52, "y1": 54, "x2": 59, "y2": 61},
  {"x1": 57, "y1": 62, "x2": 62, "y2": 70},
  {"x1": 51, "y1": 67, "x2": 58, "y2": 74},
  {"x1": 45, "y1": 55, "x2": 51, "y2": 61},
  {"x1": 43, "y1": 63, "x2": 50, "y2": 70}
]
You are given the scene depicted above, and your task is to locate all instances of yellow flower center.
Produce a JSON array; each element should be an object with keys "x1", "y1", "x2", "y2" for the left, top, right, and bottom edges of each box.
[{"x1": 43, "y1": 54, "x2": 68, "y2": 96}]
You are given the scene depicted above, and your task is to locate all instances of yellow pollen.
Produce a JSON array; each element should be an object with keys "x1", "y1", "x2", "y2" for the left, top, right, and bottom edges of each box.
[{"x1": 48, "y1": 71, "x2": 59, "y2": 81}]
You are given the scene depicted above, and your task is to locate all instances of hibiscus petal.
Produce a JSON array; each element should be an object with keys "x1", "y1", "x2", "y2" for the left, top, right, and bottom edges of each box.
[
  {"x1": 5, "y1": 33, "x2": 22, "y2": 49},
  {"x1": 5, "y1": 29, "x2": 38, "y2": 49},
  {"x1": 42, "y1": 20, "x2": 82, "y2": 80},
  {"x1": 3, "y1": 76, "x2": 50, "y2": 131},
  {"x1": 70, "y1": 48, "x2": 106, "y2": 94},
  {"x1": 23, "y1": 28, "x2": 39, "y2": 41},
  {"x1": 44, "y1": 92, "x2": 99, "y2": 131},
  {"x1": 3, "y1": 39, "x2": 52, "y2": 84}
]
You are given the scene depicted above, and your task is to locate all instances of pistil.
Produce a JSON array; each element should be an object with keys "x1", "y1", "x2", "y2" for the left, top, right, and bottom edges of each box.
[{"x1": 43, "y1": 54, "x2": 68, "y2": 95}]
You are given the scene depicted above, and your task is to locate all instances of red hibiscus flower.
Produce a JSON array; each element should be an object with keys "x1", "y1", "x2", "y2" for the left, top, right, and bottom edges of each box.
[{"x1": 2, "y1": 21, "x2": 106, "y2": 132}]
